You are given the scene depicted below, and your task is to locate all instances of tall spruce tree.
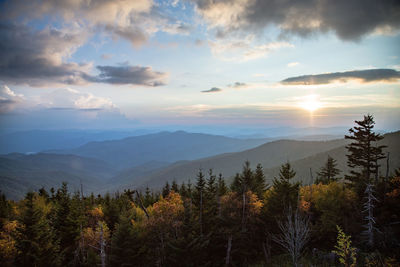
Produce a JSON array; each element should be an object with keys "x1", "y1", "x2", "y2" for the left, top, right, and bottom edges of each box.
[
  {"x1": 254, "y1": 164, "x2": 267, "y2": 198},
  {"x1": 345, "y1": 114, "x2": 386, "y2": 196},
  {"x1": 16, "y1": 192, "x2": 60, "y2": 266},
  {"x1": 195, "y1": 169, "x2": 206, "y2": 236},
  {"x1": 316, "y1": 156, "x2": 341, "y2": 184}
]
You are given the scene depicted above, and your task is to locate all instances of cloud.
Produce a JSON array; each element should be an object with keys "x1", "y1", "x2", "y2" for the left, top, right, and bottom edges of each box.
[
  {"x1": 0, "y1": 85, "x2": 24, "y2": 113},
  {"x1": 92, "y1": 65, "x2": 167, "y2": 86},
  {"x1": 1, "y1": 0, "x2": 190, "y2": 47},
  {"x1": 104, "y1": 25, "x2": 148, "y2": 48},
  {"x1": 0, "y1": 23, "x2": 167, "y2": 87},
  {"x1": 40, "y1": 88, "x2": 114, "y2": 110},
  {"x1": 209, "y1": 36, "x2": 293, "y2": 61},
  {"x1": 201, "y1": 87, "x2": 222, "y2": 93},
  {"x1": 287, "y1": 62, "x2": 299, "y2": 67},
  {"x1": 194, "y1": 0, "x2": 400, "y2": 41},
  {"x1": 228, "y1": 82, "x2": 247, "y2": 88},
  {"x1": 281, "y1": 69, "x2": 400, "y2": 85},
  {"x1": 101, "y1": 54, "x2": 113, "y2": 60},
  {"x1": 0, "y1": 23, "x2": 89, "y2": 86}
]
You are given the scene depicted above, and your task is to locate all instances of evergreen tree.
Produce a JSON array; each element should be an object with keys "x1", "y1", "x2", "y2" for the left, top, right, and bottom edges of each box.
[
  {"x1": 345, "y1": 114, "x2": 386, "y2": 196},
  {"x1": 230, "y1": 173, "x2": 242, "y2": 193},
  {"x1": 262, "y1": 162, "x2": 300, "y2": 232},
  {"x1": 217, "y1": 174, "x2": 228, "y2": 197},
  {"x1": 316, "y1": 156, "x2": 341, "y2": 184},
  {"x1": 279, "y1": 161, "x2": 296, "y2": 181},
  {"x1": 254, "y1": 164, "x2": 267, "y2": 198},
  {"x1": 206, "y1": 169, "x2": 217, "y2": 198},
  {"x1": 179, "y1": 182, "x2": 187, "y2": 198},
  {"x1": 241, "y1": 160, "x2": 254, "y2": 193},
  {"x1": 195, "y1": 170, "x2": 206, "y2": 235},
  {"x1": 144, "y1": 186, "x2": 154, "y2": 207},
  {"x1": 16, "y1": 192, "x2": 60, "y2": 266},
  {"x1": 53, "y1": 183, "x2": 79, "y2": 265},
  {"x1": 109, "y1": 212, "x2": 136, "y2": 266},
  {"x1": 205, "y1": 169, "x2": 218, "y2": 232},
  {"x1": 162, "y1": 181, "x2": 170, "y2": 198},
  {"x1": 171, "y1": 180, "x2": 179, "y2": 192}
]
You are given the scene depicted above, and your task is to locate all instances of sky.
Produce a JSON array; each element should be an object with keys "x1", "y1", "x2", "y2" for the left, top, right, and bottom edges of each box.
[{"x1": 0, "y1": 0, "x2": 399, "y2": 134}]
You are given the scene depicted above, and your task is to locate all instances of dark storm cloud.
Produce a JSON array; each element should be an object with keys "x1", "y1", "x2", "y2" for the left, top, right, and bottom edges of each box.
[
  {"x1": 281, "y1": 69, "x2": 400, "y2": 85},
  {"x1": 92, "y1": 66, "x2": 168, "y2": 86},
  {"x1": 195, "y1": 0, "x2": 400, "y2": 40},
  {"x1": 201, "y1": 87, "x2": 222, "y2": 93},
  {"x1": 0, "y1": 23, "x2": 88, "y2": 86},
  {"x1": 0, "y1": 23, "x2": 167, "y2": 87}
]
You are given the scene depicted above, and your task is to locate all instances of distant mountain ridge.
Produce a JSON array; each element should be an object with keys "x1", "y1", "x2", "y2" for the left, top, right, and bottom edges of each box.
[
  {"x1": 108, "y1": 137, "x2": 349, "y2": 190},
  {"x1": 2, "y1": 130, "x2": 399, "y2": 200},
  {"x1": 49, "y1": 131, "x2": 272, "y2": 170},
  {"x1": 110, "y1": 131, "x2": 400, "y2": 191},
  {"x1": 0, "y1": 153, "x2": 116, "y2": 199}
]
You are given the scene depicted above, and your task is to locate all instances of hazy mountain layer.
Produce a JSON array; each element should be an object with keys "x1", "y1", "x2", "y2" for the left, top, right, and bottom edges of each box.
[
  {"x1": 114, "y1": 138, "x2": 349, "y2": 190},
  {"x1": 50, "y1": 131, "x2": 272, "y2": 170},
  {"x1": 115, "y1": 131, "x2": 400, "y2": 191},
  {"x1": 0, "y1": 153, "x2": 116, "y2": 199}
]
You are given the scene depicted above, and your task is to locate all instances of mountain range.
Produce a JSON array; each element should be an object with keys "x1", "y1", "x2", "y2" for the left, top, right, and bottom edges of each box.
[{"x1": 1, "y1": 130, "x2": 399, "y2": 200}]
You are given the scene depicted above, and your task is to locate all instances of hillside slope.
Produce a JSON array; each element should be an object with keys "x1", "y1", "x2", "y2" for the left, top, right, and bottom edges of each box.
[
  {"x1": 0, "y1": 153, "x2": 117, "y2": 199},
  {"x1": 113, "y1": 138, "x2": 348, "y2": 190},
  {"x1": 115, "y1": 131, "x2": 400, "y2": 191},
  {"x1": 51, "y1": 131, "x2": 271, "y2": 170},
  {"x1": 264, "y1": 131, "x2": 400, "y2": 184}
]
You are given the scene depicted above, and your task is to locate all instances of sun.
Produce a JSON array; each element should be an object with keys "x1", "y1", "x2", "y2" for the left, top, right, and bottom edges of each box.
[{"x1": 299, "y1": 94, "x2": 322, "y2": 112}]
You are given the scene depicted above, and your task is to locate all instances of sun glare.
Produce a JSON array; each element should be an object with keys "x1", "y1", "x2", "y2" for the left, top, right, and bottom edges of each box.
[{"x1": 299, "y1": 94, "x2": 322, "y2": 112}]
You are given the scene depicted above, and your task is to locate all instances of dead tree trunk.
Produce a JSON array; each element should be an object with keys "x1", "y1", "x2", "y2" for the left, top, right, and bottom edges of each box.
[
  {"x1": 241, "y1": 191, "x2": 246, "y2": 232},
  {"x1": 225, "y1": 235, "x2": 232, "y2": 266},
  {"x1": 100, "y1": 223, "x2": 106, "y2": 267},
  {"x1": 199, "y1": 190, "x2": 203, "y2": 236},
  {"x1": 262, "y1": 234, "x2": 271, "y2": 264},
  {"x1": 363, "y1": 183, "x2": 377, "y2": 247}
]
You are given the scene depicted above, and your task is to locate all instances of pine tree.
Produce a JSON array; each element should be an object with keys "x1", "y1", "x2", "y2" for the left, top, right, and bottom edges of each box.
[
  {"x1": 263, "y1": 162, "x2": 300, "y2": 226},
  {"x1": 279, "y1": 161, "x2": 296, "y2": 182},
  {"x1": 162, "y1": 181, "x2": 170, "y2": 198},
  {"x1": 316, "y1": 156, "x2": 341, "y2": 184},
  {"x1": 16, "y1": 192, "x2": 60, "y2": 266},
  {"x1": 195, "y1": 170, "x2": 206, "y2": 236},
  {"x1": 53, "y1": 183, "x2": 80, "y2": 265},
  {"x1": 345, "y1": 114, "x2": 386, "y2": 196},
  {"x1": 171, "y1": 180, "x2": 179, "y2": 192},
  {"x1": 217, "y1": 174, "x2": 228, "y2": 197},
  {"x1": 253, "y1": 164, "x2": 267, "y2": 198},
  {"x1": 144, "y1": 186, "x2": 154, "y2": 207},
  {"x1": 241, "y1": 161, "x2": 254, "y2": 193},
  {"x1": 109, "y1": 212, "x2": 136, "y2": 266}
]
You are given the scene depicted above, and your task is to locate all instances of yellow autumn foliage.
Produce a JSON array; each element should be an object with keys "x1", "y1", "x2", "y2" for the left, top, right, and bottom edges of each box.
[{"x1": 0, "y1": 220, "x2": 19, "y2": 261}]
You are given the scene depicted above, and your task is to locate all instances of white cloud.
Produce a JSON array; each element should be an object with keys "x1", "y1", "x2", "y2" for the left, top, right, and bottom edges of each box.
[
  {"x1": 209, "y1": 35, "x2": 294, "y2": 61},
  {"x1": 0, "y1": 85, "x2": 24, "y2": 113},
  {"x1": 41, "y1": 88, "x2": 114, "y2": 110},
  {"x1": 287, "y1": 62, "x2": 299, "y2": 67}
]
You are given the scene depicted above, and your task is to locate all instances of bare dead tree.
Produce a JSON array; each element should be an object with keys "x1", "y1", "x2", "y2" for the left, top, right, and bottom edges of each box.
[
  {"x1": 262, "y1": 233, "x2": 272, "y2": 264},
  {"x1": 225, "y1": 234, "x2": 232, "y2": 266},
  {"x1": 363, "y1": 183, "x2": 378, "y2": 247},
  {"x1": 135, "y1": 190, "x2": 149, "y2": 219},
  {"x1": 273, "y1": 207, "x2": 310, "y2": 267},
  {"x1": 100, "y1": 223, "x2": 106, "y2": 267}
]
